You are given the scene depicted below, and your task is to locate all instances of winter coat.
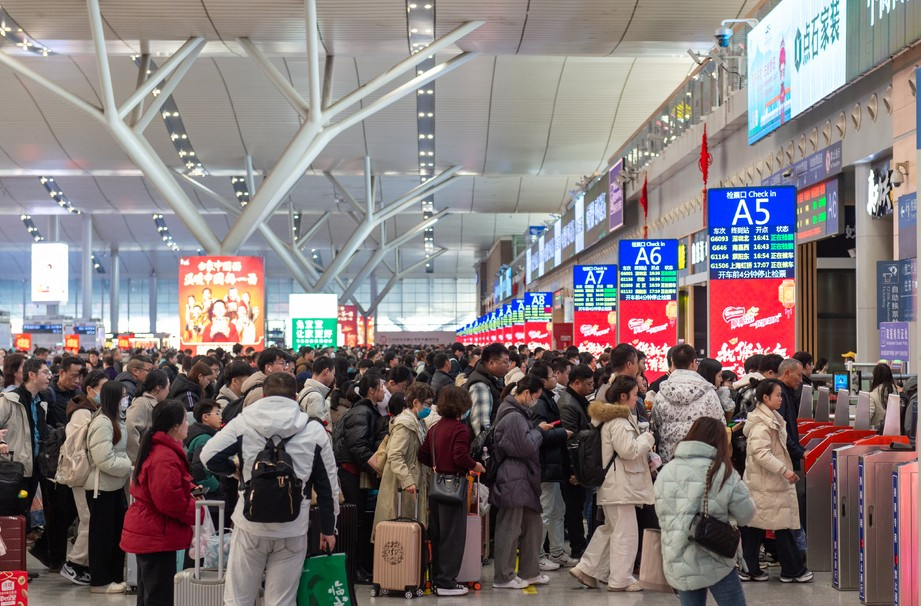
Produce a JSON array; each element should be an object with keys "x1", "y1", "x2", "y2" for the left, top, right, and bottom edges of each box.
[
  {"x1": 0, "y1": 389, "x2": 47, "y2": 477},
  {"x1": 184, "y1": 422, "x2": 219, "y2": 494},
  {"x1": 84, "y1": 413, "x2": 131, "y2": 493},
  {"x1": 868, "y1": 384, "x2": 893, "y2": 428},
  {"x1": 557, "y1": 387, "x2": 591, "y2": 434},
  {"x1": 588, "y1": 402, "x2": 655, "y2": 505},
  {"x1": 652, "y1": 370, "x2": 725, "y2": 463},
  {"x1": 332, "y1": 399, "x2": 387, "y2": 474},
  {"x1": 373, "y1": 409, "x2": 429, "y2": 538},
  {"x1": 215, "y1": 384, "x2": 239, "y2": 411},
  {"x1": 504, "y1": 366, "x2": 525, "y2": 388},
  {"x1": 202, "y1": 395, "x2": 340, "y2": 538},
  {"x1": 298, "y1": 379, "x2": 331, "y2": 424},
  {"x1": 654, "y1": 441, "x2": 756, "y2": 591},
  {"x1": 778, "y1": 382, "x2": 805, "y2": 464},
  {"x1": 47, "y1": 378, "x2": 78, "y2": 428},
  {"x1": 121, "y1": 432, "x2": 197, "y2": 554},
  {"x1": 168, "y1": 374, "x2": 203, "y2": 413},
  {"x1": 743, "y1": 403, "x2": 800, "y2": 530},
  {"x1": 240, "y1": 371, "x2": 267, "y2": 407},
  {"x1": 488, "y1": 396, "x2": 546, "y2": 513},
  {"x1": 125, "y1": 393, "x2": 158, "y2": 464},
  {"x1": 429, "y1": 370, "x2": 454, "y2": 395},
  {"x1": 114, "y1": 371, "x2": 140, "y2": 400},
  {"x1": 531, "y1": 390, "x2": 569, "y2": 483}
]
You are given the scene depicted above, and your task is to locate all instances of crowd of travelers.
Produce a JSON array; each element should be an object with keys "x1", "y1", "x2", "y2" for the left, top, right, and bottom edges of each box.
[{"x1": 0, "y1": 340, "x2": 911, "y2": 605}]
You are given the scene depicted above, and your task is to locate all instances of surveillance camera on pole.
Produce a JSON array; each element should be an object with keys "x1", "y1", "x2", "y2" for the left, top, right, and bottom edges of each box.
[{"x1": 714, "y1": 26, "x2": 733, "y2": 48}]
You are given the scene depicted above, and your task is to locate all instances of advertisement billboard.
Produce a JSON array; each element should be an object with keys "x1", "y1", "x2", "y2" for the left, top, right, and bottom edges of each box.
[
  {"x1": 31, "y1": 242, "x2": 69, "y2": 303},
  {"x1": 618, "y1": 240, "x2": 679, "y2": 381},
  {"x1": 747, "y1": 0, "x2": 847, "y2": 144},
  {"x1": 524, "y1": 292, "x2": 552, "y2": 349},
  {"x1": 290, "y1": 294, "x2": 337, "y2": 349},
  {"x1": 573, "y1": 265, "x2": 617, "y2": 356},
  {"x1": 609, "y1": 159, "x2": 625, "y2": 232},
  {"x1": 179, "y1": 256, "x2": 265, "y2": 353},
  {"x1": 708, "y1": 187, "x2": 797, "y2": 375},
  {"x1": 338, "y1": 305, "x2": 359, "y2": 347},
  {"x1": 583, "y1": 172, "x2": 610, "y2": 249},
  {"x1": 512, "y1": 298, "x2": 526, "y2": 344}
]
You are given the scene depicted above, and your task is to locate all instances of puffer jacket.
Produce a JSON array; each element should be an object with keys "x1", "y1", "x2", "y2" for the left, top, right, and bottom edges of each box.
[
  {"x1": 125, "y1": 393, "x2": 158, "y2": 464},
  {"x1": 654, "y1": 441, "x2": 756, "y2": 591},
  {"x1": 743, "y1": 403, "x2": 800, "y2": 530},
  {"x1": 588, "y1": 402, "x2": 655, "y2": 505},
  {"x1": 332, "y1": 398, "x2": 387, "y2": 474},
  {"x1": 121, "y1": 432, "x2": 197, "y2": 554},
  {"x1": 84, "y1": 413, "x2": 131, "y2": 494},
  {"x1": 531, "y1": 390, "x2": 568, "y2": 483},
  {"x1": 114, "y1": 371, "x2": 140, "y2": 400},
  {"x1": 488, "y1": 396, "x2": 547, "y2": 513},
  {"x1": 168, "y1": 374, "x2": 202, "y2": 413},
  {"x1": 652, "y1": 370, "x2": 725, "y2": 463}
]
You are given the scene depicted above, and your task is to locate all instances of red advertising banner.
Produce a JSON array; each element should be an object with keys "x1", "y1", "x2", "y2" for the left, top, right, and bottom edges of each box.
[
  {"x1": 338, "y1": 305, "x2": 359, "y2": 347},
  {"x1": 64, "y1": 334, "x2": 80, "y2": 352},
  {"x1": 117, "y1": 335, "x2": 132, "y2": 350},
  {"x1": 179, "y1": 256, "x2": 265, "y2": 353},
  {"x1": 13, "y1": 334, "x2": 31, "y2": 352},
  {"x1": 617, "y1": 299, "x2": 678, "y2": 381},
  {"x1": 710, "y1": 278, "x2": 796, "y2": 376},
  {"x1": 366, "y1": 317, "x2": 376, "y2": 347},
  {"x1": 513, "y1": 324, "x2": 525, "y2": 344},
  {"x1": 553, "y1": 322, "x2": 574, "y2": 351},
  {"x1": 357, "y1": 315, "x2": 366, "y2": 346},
  {"x1": 524, "y1": 321, "x2": 552, "y2": 350},
  {"x1": 573, "y1": 310, "x2": 616, "y2": 356}
]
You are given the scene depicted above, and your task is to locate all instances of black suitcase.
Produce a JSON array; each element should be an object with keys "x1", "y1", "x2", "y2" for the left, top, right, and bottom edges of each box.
[
  {"x1": 0, "y1": 454, "x2": 24, "y2": 517},
  {"x1": 309, "y1": 504, "x2": 357, "y2": 586}
]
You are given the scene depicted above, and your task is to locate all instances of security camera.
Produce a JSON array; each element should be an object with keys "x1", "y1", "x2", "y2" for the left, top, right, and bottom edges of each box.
[
  {"x1": 781, "y1": 167, "x2": 793, "y2": 179},
  {"x1": 714, "y1": 26, "x2": 733, "y2": 48}
]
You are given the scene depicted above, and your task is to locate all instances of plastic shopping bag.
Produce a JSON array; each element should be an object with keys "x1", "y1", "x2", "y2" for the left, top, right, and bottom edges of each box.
[
  {"x1": 203, "y1": 529, "x2": 231, "y2": 569},
  {"x1": 298, "y1": 552, "x2": 352, "y2": 606},
  {"x1": 188, "y1": 510, "x2": 215, "y2": 560}
]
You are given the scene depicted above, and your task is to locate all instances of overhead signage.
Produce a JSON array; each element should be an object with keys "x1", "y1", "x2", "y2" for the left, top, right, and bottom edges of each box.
[
  {"x1": 708, "y1": 186, "x2": 797, "y2": 375},
  {"x1": 618, "y1": 240, "x2": 679, "y2": 381},
  {"x1": 560, "y1": 206, "x2": 577, "y2": 260},
  {"x1": 495, "y1": 265, "x2": 513, "y2": 302},
  {"x1": 73, "y1": 325, "x2": 97, "y2": 335},
  {"x1": 747, "y1": 0, "x2": 847, "y2": 144},
  {"x1": 898, "y1": 193, "x2": 916, "y2": 260},
  {"x1": 13, "y1": 334, "x2": 31, "y2": 352},
  {"x1": 338, "y1": 305, "x2": 358, "y2": 348},
  {"x1": 583, "y1": 172, "x2": 610, "y2": 249},
  {"x1": 879, "y1": 322, "x2": 910, "y2": 361},
  {"x1": 512, "y1": 298, "x2": 526, "y2": 344},
  {"x1": 524, "y1": 292, "x2": 552, "y2": 349},
  {"x1": 574, "y1": 194, "x2": 586, "y2": 254},
  {"x1": 290, "y1": 293, "x2": 338, "y2": 349},
  {"x1": 22, "y1": 323, "x2": 63, "y2": 334},
  {"x1": 763, "y1": 142, "x2": 843, "y2": 188},
  {"x1": 608, "y1": 160, "x2": 625, "y2": 232},
  {"x1": 553, "y1": 220, "x2": 562, "y2": 267},
  {"x1": 503, "y1": 303, "x2": 514, "y2": 344},
  {"x1": 117, "y1": 335, "x2": 132, "y2": 350},
  {"x1": 877, "y1": 259, "x2": 918, "y2": 324},
  {"x1": 573, "y1": 265, "x2": 617, "y2": 356},
  {"x1": 848, "y1": 0, "x2": 921, "y2": 80},
  {"x1": 796, "y1": 177, "x2": 841, "y2": 243},
  {"x1": 179, "y1": 256, "x2": 265, "y2": 353},
  {"x1": 690, "y1": 230, "x2": 709, "y2": 275},
  {"x1": 31, "y1": 242, "x2": 69, "y2": 303},
  {"x1": 366, "y1": 316, "x2": 376, "y2": 346}
]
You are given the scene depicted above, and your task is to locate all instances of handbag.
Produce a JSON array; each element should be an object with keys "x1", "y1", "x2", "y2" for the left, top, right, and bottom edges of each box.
[
  {"x1": 297, "y1": 551, "x2": 353, "y2": 606},
  {"x1": 638, "y1": 529, "x2": 673, "y2": 592},
  {"x1": 429, "y1": 424, "x2": 468, "y2": 504},
  {"x1": 687, "y1": 461, "x2": 740, "y2": 559}
]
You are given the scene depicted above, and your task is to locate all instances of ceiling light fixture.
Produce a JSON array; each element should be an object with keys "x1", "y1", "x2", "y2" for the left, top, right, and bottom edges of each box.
[
  {"x1": 20, "y1": 214, "x2": 44, "y2": 241},
  {"x1": 231, "y1": 176, "x2": 251, "y2": 207},
  {"x1": 91, "y1": 254, "x2": 106, "y2": 274},
  {"x1": 38, "y1": 176, "x2": 81, "y2": 214},
  {"x1": 152, "y1": 213, "x2": 181, "y2": 252},
  {"x1": 0, "y1": 7, "x2": 52, "y2": 56}
]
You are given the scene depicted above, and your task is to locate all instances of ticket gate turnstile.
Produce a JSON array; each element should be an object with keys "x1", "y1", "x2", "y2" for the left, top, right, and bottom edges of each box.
[
  {"x1": 804, "y1": 429, "x2": 876, "y2": 572},
  {"x1": 798, "y1": 384, "x2": 815, "y2": 419},
  {"x1": 832, "y1": 436, "x2": 910, "y2": 590},
  {"x1": 893, "y1": 460, "x2": 917, "y2": 606},
  {"x1": 858, "y1": 448, "x2": 916, "y2": 604}
]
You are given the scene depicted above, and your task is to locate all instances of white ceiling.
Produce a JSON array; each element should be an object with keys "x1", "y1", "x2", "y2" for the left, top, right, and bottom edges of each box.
[{"x1": 0, "y1": 0, "x2": 760, "y2": 283}]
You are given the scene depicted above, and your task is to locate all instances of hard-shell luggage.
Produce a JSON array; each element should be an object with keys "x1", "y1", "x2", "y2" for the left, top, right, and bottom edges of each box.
[
  {"x1": 308, "y1": 503, "x2": 358, "y2": 587},
  {"x1": 0, "y1": 453, "x2": 24, "y2": 516},
  {"x1": 371, "y1": 489, "x2": 426, "y2": 599},
  {"x1": 456, "y1": 474, "x2": 484, "y2": 588},
  {"x1": 174, "y1": 500, "x2": 226, "y2": 605},
  {"x1": 0, "y1": 516, "x2": 25, "y2": 571}
]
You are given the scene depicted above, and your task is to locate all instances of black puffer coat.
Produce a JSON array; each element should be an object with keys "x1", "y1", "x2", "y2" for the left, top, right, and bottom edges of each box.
[
  {"x1": 332, "y1": 398, "x2": 387, "y2": 474},
  {"x1": 531, "y1": 390, "x2": 569, "y2": 483}
]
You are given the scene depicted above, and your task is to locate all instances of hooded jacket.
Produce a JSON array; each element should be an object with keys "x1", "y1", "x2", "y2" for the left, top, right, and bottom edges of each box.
[
  {"x1": 488, "y1": 396, "x2": 545, "y2": 513},
  {"x1": 240, "y1": 371, "x2": 267, "y2": 407},
  {"x1": 731, "y1": 372, "x2": 764, "y2": 417},
  {"x1": 743, "y1": 403, "x2": 800, "y2": 530},
  {"x1": 184, "y1": 422, "x2": 219, "y2": 494},
  {"x1": 125, "y1": 393, "x2": 158, "y2": 464},
  {"x1": 332, "y1": 398, "x2": 387, "y2": 474},
  {"x1": 114, "y1": 371, "x2": 140, "y2": 400},
  {"x1": 374, "y1": 409, "x2": 430, "y2": 536},
  {"x1": 201, "y1": 395, "x2": 340, "y2": 538},
  {"x1": 531, "y1": 389, "x2": 569, "y2": 483},
  {"x1": 588, "y1": 401, "x2": 655, "y2": 505},
  {"x1": 121, "y1": 432, "x2": 197, "y2": 555},
  {"x1": 84, "y1": 413, "x2": 131, "y2": 493},
  {"x1": 654, "y1": 441, "x2": 755, "y2": 591},
  {"x1": 651, "y1": 370, "x2": 725, "y2": 463},
  {"x1": 215, "y1": 384, "x2": 240, "y2": 410},
  {"x1": 168, "y1": 374, "x2": 203, "y2": 413},
  {"x1": 298, "y1": 379, "x2": 331, "y2": 424}
]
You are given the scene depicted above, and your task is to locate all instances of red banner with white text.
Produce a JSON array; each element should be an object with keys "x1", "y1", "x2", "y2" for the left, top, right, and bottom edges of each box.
[
  {"x1": 573, "y1": 310, "x2": 617, "y2": 357},
  {"x1": 617, "y1": 299, "x2": 678, "y2": 381}
]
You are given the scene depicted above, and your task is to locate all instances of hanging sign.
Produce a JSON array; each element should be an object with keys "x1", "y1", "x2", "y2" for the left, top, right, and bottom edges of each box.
[
  {"x1": 573, "y1": 265, "x2": 617, "y2": 356},
  {"x1": 524, "y1": 292, "x2": 552, "y2": 349}
]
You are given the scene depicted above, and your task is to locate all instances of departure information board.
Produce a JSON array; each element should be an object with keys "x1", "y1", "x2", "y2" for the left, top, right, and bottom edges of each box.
[
  {"x1": 573, "y1": 265, "x2": 617, "y2": 311},
  {"x1": 708, "y1": 186, "x2": 797, "y2": 376},
  {"x1": 524, "y1": 292, "x2": 552, "y2": 349},
  {"x1": 511, "y1": 298, "x2": 526, "y2": 344},
  {"x1": 796, "y1": 178, "x2": 840, "y2": 244}
]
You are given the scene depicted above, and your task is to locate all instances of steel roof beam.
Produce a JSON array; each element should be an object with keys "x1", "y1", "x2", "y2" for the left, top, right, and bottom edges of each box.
[
  {"x1": 368, "y1": 249, "x2": 447, "y2": 316},
  {"x1": 118, "y1": 37, "x2": 204, "y2": 121}
]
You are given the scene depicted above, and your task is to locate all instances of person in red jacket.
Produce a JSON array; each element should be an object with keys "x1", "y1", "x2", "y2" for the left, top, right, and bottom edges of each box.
[{"x1": 120, "y1": 399, "x2": 197, "y2": 606}]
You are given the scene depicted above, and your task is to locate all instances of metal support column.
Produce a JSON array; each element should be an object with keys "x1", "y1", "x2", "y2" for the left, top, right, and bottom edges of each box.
[
  {"x1": 148, "y1": 271, "x2": 157, "y2": 334},
  {"x1": 109, "y1": 248, "x2": 120, "y2": 335},
  {"x1": 82, "y1": 214, "x2": 93, "y2": 320}
]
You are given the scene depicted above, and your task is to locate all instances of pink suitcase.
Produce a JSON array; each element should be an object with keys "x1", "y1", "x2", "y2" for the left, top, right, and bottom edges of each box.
[
  {"x1": 371, "y1": 490, "x2": 426, "y2": 599},
  {"x1": 456, "y1": 475, "x2": 484, "y2": 588}
]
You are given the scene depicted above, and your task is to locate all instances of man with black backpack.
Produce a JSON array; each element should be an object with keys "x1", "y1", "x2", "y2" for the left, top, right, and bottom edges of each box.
[{"x1": 201, "y1": 372, "x2": 338, "y2": 606}]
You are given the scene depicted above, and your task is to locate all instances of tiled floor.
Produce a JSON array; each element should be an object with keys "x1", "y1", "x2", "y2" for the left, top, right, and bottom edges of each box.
[{"x1": 29, "y1": 556, "x2": 867, "y2": 605}]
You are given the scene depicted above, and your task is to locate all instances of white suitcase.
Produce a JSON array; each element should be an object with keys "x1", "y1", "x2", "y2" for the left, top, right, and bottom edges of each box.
[{"x1": 174, "y1": 500, "x2": 226, "y2": 605}]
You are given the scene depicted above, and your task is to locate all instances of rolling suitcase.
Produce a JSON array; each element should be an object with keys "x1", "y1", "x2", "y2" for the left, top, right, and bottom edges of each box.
[
  {"x1": 0, "y1": 516, "x2": 25, "y2": 572},
  {"x1": 174, "y1": 500, "x2": 226, "y2": 604},
  {"x1": 371, "y1": 489, "x2": 426, "y2": 599},
  {"x1": 456, "y1": 475, "x2": 483, "y2": 589},
  {"x1": 308, "y1": 503, "x2": 358, "y2": 587}
]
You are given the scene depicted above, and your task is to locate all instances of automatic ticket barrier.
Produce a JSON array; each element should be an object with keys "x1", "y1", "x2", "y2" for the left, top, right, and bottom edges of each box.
[
  {"x1": 893, "y1": 461, "x2": 917, "y2": 606},
  {"x1": 857, "y1": 445, "x2": 916, "y2": 604},
  {"x1": 805, "y1": 429, "x2": 876, "y2": 571},
  {"x1": 832, "y1": 436, "x2": 910, "y2": 590}
]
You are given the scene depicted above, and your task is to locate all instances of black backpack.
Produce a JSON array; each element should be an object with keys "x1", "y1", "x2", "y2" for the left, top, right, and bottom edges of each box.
[
  {"x1": 221, "y1": 383, "x2": 261, "y2": 425},
  {"x1": 567, "y1": 424, "x2": 616, "y2": 488},
  {"x1": 37, "y1": 425, "x2": 67, "y2": 479},
  {"x1": 242, "y1": 435, "x2": 303, "y2": 523}
]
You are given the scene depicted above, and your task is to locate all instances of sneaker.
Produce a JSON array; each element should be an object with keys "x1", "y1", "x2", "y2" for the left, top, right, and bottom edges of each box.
[
  {"x1": 608, "y1": 582, "x2": 642, "y2": 592},
  {"x1": 551, "y1": 554, "x2": 579, "y2": 567},
  {"x1": 569, "y1": 567, "x2": 597, "y2": 589},
  {"x1": 60, "y1": 563, "x2": 90, "y2": 586},
  {"x1": 739, "y1": 571, "x2": 769, "y2": 582},
  {"x1": 538, "y1": 557, "x2": 560, "y2": 571},
  {"x1": 493, "y1": 576, "x2": 529, "y2": 589},
  {"x1": 780, "y1": 570, "x2": 814, "y2": 583},
  {"x1": 435, "y1": 583, "x2": 469, "y2": 596},
  {"x1": 523, "y1": 574, "x2": 550, "y2": 585},
  {"x1": 90, "y1": 582, "x2": 127, "y2": 594}
]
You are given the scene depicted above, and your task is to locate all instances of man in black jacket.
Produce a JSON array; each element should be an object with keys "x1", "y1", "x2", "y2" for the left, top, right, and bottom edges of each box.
[
  {"x1": 429, "y1": 353, "x2": 454, "y2": 395},
  {"x1": 529, "y1": 363, "x2": 575, "y2": 570},
  {"x1": 777, "y1": 358, "x2": 806, "y2": 469},
  {"x1": 556, "y1": 364, "x2": 595, "y2": 558},
  {"x1": 332, "y1": 371, "x2": 387, "y2": 582}
]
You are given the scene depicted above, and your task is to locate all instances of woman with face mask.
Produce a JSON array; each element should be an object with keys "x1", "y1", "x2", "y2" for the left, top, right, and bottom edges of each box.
[
  {"x1": 125, "y1": 370, "x2": 170, "y2": 465},
  {"x1": 58, "y1": 370, "x2": 107, "y2": 586},
  {"x1": 372, "y1": 383, "x2": 435, "y2": 542}
]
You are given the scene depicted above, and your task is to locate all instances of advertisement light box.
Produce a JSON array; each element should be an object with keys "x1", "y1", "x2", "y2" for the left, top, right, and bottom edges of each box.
[
  {"x1": 573, "y1": 265, "x2": 617, "y2": 356},
  {"x1": 290, "y1": 293, "x2": 338, "y2": 349},
  {"x1": 31, "y1": 242, "x2": 69, "y2": 303}
]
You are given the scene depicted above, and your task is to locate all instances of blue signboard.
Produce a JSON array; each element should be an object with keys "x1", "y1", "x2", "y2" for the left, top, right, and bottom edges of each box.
[
  {"x1": 573, "y1": 265, "x2": 617, "y2": 311},
  {"x1": 877, "y1": 259, "x2": 918, "y2": 324},
  {"x1": 22, "y1": 323, "x2": 63, "y2": 334},
  {"x1": 879, "y1": 322, "x2": 911, "y2": 360},
  {"x1": 73, "y1": 325, "x2": 97, "y2": 335},
  {"x1": 898, "y1": 192, "x2": 916, "y2": 260},
  {"x1": 524, "y1": 292, "x2": 552, "y2": 320},
  {"x1": 708, "y1": 186, "x2": 797, "y2": 280},
  {"x1": 618, "y1": 240, "x2": 679, "y2": 302}
]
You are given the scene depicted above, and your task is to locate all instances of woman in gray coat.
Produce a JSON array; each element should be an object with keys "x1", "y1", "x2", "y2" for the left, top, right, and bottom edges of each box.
[{"x1": 490, "y1": 375, "x2": 569, "y2": 590}]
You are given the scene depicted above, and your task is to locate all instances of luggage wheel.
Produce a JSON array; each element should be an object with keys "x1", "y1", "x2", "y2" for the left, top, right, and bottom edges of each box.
[
  {"x1": 369, "y1": 584, "x2": 381, "y2": 597},
  {"x1": 125, "y1": 585, "x2": 137, "y2": 595}
]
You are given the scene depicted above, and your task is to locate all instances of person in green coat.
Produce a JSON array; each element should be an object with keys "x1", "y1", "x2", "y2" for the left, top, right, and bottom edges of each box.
[
  {"x1": 654, "y1": 417, "x2": 756, "y2": 605},
  {"x1": 184, "y1": 399, "x2": 223, "y2": 495}
]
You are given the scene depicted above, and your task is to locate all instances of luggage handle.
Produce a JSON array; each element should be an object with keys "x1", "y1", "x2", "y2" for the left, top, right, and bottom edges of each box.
[
  {"x1": 194, "y1": 500, "x2": 225, "y2": 581},
  {"x1": 396, "y1": 486, "x2": 419, "y2": 520}
]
